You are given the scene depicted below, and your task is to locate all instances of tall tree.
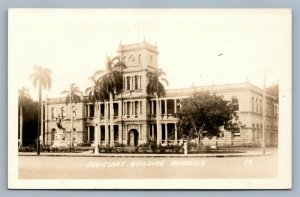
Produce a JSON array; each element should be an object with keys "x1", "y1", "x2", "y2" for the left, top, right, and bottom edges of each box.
[
  {"x1": 98, "y1": 56, "x2": 126, "y2": 147},
  {"x1": 146, "y1": 69, "x2": 169, "y2": 145},
  {"x1": 30, "y1": 65, "x2": 52, "y2": 155},
  {"x1": 176, "y1": 90, "x2": 239, "y2": 148},
  {"x1": 61, "y1": 83, "x2": 82, "y2": 147},
  {"x1": 85, "y1": 70, "x2": 106, "y2": 153},
  {"x1": 18, "y1": 87, "x2": 30, "y2": 148}
]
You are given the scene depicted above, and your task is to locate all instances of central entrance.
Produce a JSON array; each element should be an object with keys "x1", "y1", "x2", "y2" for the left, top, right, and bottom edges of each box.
[{"x1": 128, "y1": 129, "x2": 139, "y2": 146}]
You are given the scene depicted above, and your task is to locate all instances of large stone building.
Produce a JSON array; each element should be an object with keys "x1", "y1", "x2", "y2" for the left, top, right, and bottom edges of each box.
[{"x1": 44, "y1": 41, "x2": 278, "y2": 147}]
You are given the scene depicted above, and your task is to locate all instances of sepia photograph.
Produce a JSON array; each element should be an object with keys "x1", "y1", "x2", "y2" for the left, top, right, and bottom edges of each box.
[{"x1": 8, "y1": 9, "x2": 291, "y2": 189}]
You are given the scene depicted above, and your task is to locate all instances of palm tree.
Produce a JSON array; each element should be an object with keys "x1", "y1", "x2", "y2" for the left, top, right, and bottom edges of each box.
[
  {"x1": 85, "y1": 70, "x2": 106, "y2": 153},
  {"x1": 30, "y1": 65, "x2": 52, "y2": 155},
  {"x1": 98, "y1": 56, "x2": 126, "y2": 147},
  {"x1": 18, "y1": 87, "x2": 30, "y2": 148},
  {"x1": 146, "y1": 69, "x2": 168, "y2": 145},
  {"x1": 61, "y1": 83, "x2": 82, "y2": 147}
]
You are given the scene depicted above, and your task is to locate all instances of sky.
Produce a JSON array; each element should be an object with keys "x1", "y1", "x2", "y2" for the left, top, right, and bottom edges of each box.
[{"x1": 9, "y1": 9, "x2": 291, "y2": 101}]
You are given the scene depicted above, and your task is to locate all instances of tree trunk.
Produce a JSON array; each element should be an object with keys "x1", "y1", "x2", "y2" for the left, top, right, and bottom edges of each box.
[
  {"x1": 94, "y1": 102, "x2": 99, "y2": 154},
  {"x1": 109, "y1": 92, "x2": 114, "y2": 147},
  {"x1": 41, "y1": 92, "x2": 44, "y2": 146},
  {"x1": 37, "y1": 82, "x2": 41, "y2": 155},
  {"x1": 70, "y1": 103, "x2": 74, "y2": 147},
  {"x1": 156, "y1": 93, "x2": 161, "y2": 145},
  {"x1": 198, "y1": 133, "x2": 201, "y2": 149},
  {"x1": 20, "y1": 106, "x2": 23, "y2": 147},
  {"x1": 104, "y1": 101, "x2": 109, "y2": 147}
]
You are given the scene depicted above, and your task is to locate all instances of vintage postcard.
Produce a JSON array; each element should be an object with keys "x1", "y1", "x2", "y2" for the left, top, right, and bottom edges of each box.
[{"x1": 8, "y1": 9, "x2": 291, "y2": 189}]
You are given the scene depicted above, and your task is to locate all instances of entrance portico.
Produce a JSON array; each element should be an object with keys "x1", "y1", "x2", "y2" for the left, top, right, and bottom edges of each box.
[{"x1": 128, "y1": 129, "x2": 139, "y2": 146}]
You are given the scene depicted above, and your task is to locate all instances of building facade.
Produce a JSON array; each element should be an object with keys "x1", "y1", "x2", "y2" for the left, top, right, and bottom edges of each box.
[{"x1": 44, "y1": 42, "x2": 278, "y2": 147}]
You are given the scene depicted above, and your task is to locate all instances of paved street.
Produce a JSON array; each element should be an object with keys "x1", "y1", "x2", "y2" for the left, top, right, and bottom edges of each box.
[{"x1": 19, "y1": 149, "x2": 277, "y2": 179}]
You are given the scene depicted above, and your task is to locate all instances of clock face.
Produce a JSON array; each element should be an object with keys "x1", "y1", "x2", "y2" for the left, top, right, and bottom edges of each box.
[{"x1": 129, "y1": 55, "x2": 136, "y2": 63}]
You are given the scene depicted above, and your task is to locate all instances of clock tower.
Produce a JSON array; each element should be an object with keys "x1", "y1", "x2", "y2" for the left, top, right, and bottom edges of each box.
[
  {"x1": 118, "y1": 41, "x2": 158, "y2": 68},
  {"x1": 118, "y1": 41, "x2": 159, "y2": 97}
]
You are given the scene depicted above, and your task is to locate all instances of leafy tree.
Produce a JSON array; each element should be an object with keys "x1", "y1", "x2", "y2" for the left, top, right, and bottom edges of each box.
[
  {"x1": 22, "y1": 98, "x2": 39, "y2": 147},
  {"x1": 30, "y1": 65, "x2": 52, "y2": 155},
  {"x1": 146, "y1": 69, "x2": 169, "y2": 145},
  {"x1": 61, "y1": 83, "x2": 82, "y2": 147},
  {"x1": 94, "y1": 56, "x2": 126, "y2": 147},
  {"x1": 18, "y1": 87, "x2": 30, "y2": 147},
  {"x1": 176, "y1": 90, "x2": 238, "y2": 147}
]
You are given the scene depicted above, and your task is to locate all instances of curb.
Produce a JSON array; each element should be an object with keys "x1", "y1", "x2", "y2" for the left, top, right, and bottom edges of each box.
[{"x1": 18, "y1": 152, "x2": 273, "y2": 158}]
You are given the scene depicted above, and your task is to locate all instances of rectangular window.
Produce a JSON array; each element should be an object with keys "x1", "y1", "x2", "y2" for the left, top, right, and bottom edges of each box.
[
  {"x1": 127, "y1": 77, "x2": 130, "y2": 90},
  {"x1": 135, "y1": 75, "x2": 139, "y2": 90},
  {"x1": 100, "y1": 104, "x2": 105, "y2": 118},
  {"x1": 89, "y1": 105, "x2": 94, "y2": 117},
  {"x1": 100, "y1": 126, "x2": 105, "y2": 141},
  {"x1": 127, "y1": 102, "x2": 130, "y2": 117},
  {"x1": 113, "y1": 103, "x2": 118, "y2": 117},
  {"x1": 114, "y1": 125, "x2": 119, "y2": 141},
  {"x1": 135, "y1": 101, "x2": 138, "y2": 117}
]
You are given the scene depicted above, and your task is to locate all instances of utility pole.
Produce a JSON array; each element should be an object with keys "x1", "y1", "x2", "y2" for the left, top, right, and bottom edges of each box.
[{"x1": 262, "y1": 70, "x2": 266, "y2": 154}]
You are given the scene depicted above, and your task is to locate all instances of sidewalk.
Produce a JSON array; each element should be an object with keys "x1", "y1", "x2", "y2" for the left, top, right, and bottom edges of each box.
[{"x1": 18, "y1": 150, "x2": 274, "y2": 158}]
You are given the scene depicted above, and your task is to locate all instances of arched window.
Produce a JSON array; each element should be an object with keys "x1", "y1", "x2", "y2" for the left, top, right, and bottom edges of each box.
[
  {"x1": 51, "y1": 128, "x2": 56, "y2": 142},
  {"x1": 232, "y1": 96, "x2": 239, "y2": 111}
]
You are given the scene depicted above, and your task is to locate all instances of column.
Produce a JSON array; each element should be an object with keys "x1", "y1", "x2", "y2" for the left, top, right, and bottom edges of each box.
[
  {"x1": 139, "y1": 124, "x2": 142, "y2": 144},
  {"x1": 124, "y1": 77, "x2": 127, "y2": 90},
  {"x1": 151, "y1": 124, "x2": 155, "y2": 140},
  {"x1": 87, "y1": 126, "x2": 90, "y2": 142},
  {"x1": 104, "y1": 103, "x2": 108, "y2": 146},
  {"x1": 118, "y1": 124, "x2": 122, "y2": 144},
  {"x1": 174, "y1": 99, "x2": 177, "y2": 113},
  {"x1": 165, "y1": 124, "x2": 168, "y2": 144},
  {"x1": 118, "y1": 101, "x2": 122, "y2": 118},
  {"x1": 87, "y1": 104, "x2": 90, "y2": 117},
  {"x1": 140, "y1": 76, "x2": 142, "y2": 89},
  {"x1": 123, "y1": 102, "x2": 126, "y2": 116},
  {"x1": 149, "y1": 124, "x2": 152, "y2": 140},
  {"x1": 165, "y1": 99, "x2": 167, "y2": 115},
  {"x1": 99, "y1": 125, "x2": 101, "y2": 147},
  {"x1": 174, "y1": 123, "x2": 178, "y2": 145},
  {"x1": 94, "y1": 125, "x2": 99, "y2": 154},
  {"x1": 151, "y1": 101, "x2": 154, "y2": 114}
]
